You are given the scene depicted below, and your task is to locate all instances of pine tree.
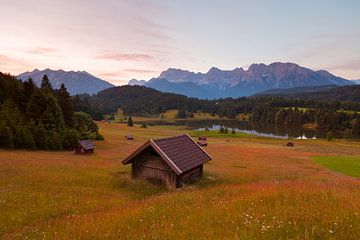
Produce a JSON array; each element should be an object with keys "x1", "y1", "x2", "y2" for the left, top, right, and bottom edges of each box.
[
  {"x1": 23, "y1": 78, "x2": 36, "y2": 99},
  {"x1": 47, "y1": 132, "x2": 63, "y2": 150},
  {"x1": 33, "y1": 123, "x2": 48, "y2": 149},
  {"x1": 57, "y1": 83, "x2": 74, "y2": 127},
  {"x1": 176, "y1": 109, "x2": 187, "y2": 118},
  {"x1": 127, "y1": 116, "x2": 134, "y2": 127},
  {"x1": 22, "y1": 127, "x2": 36, "y2": 150},
  {"x1": 1, "y1": 126, "x2": 14, "y2": 149},
  {"x1": 15, "y1": 127, "x2": 36, "y2": 150},
  {"x1": 40, "y1": 75, "x2": 52, "y2": 92}
]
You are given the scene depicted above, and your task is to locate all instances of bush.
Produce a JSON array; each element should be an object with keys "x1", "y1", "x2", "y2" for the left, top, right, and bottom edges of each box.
[
  {"x1": 127, "y1": 116, "x2": 134, "y2": 127},
  {"x1": 327, "y1": 131, "x2": 334, "y2": 141},
  {"x1": 95, "y1": 132, "x2": 105, "y2": 140},
  {"x1": 0, "y1": 126, "x2": 14, "y2": 149},
  {"x1": 15, "y1": 127, "x2": 36, "y2": 150},
  {"x1": 219, "y1": 126, "x2": 225, "y2": 134},
  {"x1": 141, "y1": 123, "x2": 147, "y2": 128},
  {"x1": 47, "y1": 132, "x2": 63, "y2": 150},
  {"x1": 62, "y1": 129, "x2": 80, "y2": 150}
]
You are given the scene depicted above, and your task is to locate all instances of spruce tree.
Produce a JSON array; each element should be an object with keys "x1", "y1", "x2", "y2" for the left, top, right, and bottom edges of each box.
[
  {"x1": 1, "y1": 126, "x2": 14, "y2": 149},
  {"x1": 23, "y1": 77, "x2": 36, "y2": 99},
  {"x1": 40, "y1": 75, "x2": 52, "y2": 92},
  {"x1": 127, "y1": 116, "x2": 134, "y2": 127},
  {"x1": 57, "y1": 83, "x2": 74, "y2": 127},
  {"x1": 33, "y1": 123, "x2": 48, "y2": 149}
]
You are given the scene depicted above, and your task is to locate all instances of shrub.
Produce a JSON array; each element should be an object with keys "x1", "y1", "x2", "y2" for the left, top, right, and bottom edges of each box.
[
  {"x1": 62, "y1": 129, "x2": 80, "y2": 150},
  {"x1": 327, "y1": 131, "x2": 334, "y2": 141},
  {"x1": 219, "y1": 126, "x2": 225, "y2": 134},
  {"x1": 127, "y1": 116, "x2": 134, "y2": 127},
  {"x1": 95, "y1": 133, "x2": 105, "y2": 140}
]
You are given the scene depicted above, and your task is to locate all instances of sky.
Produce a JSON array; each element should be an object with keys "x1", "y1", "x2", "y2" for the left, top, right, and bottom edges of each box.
[{"x1": 0, "y1": 0, "x2": 359, "y2": 85}]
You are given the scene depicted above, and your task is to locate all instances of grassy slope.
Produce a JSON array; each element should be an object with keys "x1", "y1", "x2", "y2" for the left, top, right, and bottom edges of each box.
[
  {"x1": 0, "y1": 123, "x2": 359, "y2": 239},
  {"x1": 312, "y1": 156, "x2": 360, "y2": 178}
]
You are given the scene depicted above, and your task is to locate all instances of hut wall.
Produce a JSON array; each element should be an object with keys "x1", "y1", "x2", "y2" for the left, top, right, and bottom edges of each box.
[
  {"x1": 177, "y1": 165, "x2": 203, "y2": 184},
  {"x1": 131, "y1": 149, "x2": 177, "y2": 188}
]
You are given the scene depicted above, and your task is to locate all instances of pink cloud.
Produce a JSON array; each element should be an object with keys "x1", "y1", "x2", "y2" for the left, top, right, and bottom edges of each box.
[
  {"x1": 25, "y1": 47, "x2": 59, "y2": 55},
  {"x1": 123, "y1": 68, "x2": 157, "y2": 74},
  {"x1": 96, "y1": 52, "x2": 153, "y2": 62},
  {"x1": 326, "y1": 60, "x2": 360, "y2": 71}
]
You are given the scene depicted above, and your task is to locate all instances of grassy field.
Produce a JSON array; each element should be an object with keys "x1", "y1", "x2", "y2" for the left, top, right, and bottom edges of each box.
[
  {"x1": 312, "y1": 156, "x2": 360, "y2": 178},
  {"x1": 0, "y1": 122, "x2": 360, "y2": 239}
]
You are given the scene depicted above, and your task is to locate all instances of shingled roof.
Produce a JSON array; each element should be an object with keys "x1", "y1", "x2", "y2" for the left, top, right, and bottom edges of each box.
[
  {"x1": 122, "y1": 134, "x2": 212, "y2": 175},
  {"x1": 78, "y1": 139, "x2": 95, "y2": 150}
]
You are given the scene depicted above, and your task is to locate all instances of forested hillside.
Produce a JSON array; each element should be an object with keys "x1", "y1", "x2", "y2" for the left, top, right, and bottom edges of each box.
[
  {"x1": 255, "y1": 85, "x2": 360, "y2": 102},
  {"x1": 0, "y1": 72, "x2": 103, "y2": 150},
  {"x1": 73, "y1": 85, "x2": 360, "y2": 138}
]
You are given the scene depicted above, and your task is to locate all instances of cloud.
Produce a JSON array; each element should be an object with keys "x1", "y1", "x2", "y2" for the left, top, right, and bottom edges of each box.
[
  {"x1": 123, "y1": 68, "x2": 157, "y2": 74},
  {"x1": 96, "y1": 52, "x2": 153, "y2": 62},
  {"x1": 25, "y1": 47, "x2": 59, "y2": 55},
  {"x1": 0, "y1": 54, "x2": 34, "y2": 75},
  {"x1": 0, "y1": 54, "x2": 26, "y2": 67},
  {"x1": 325, "y1": 60, "x2": 360, "y2": 71}
]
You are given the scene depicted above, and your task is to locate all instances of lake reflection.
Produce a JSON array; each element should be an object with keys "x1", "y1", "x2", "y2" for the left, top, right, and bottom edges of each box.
[{"x1": 145, "y1": 119, "x2": 324, "y2": 139}]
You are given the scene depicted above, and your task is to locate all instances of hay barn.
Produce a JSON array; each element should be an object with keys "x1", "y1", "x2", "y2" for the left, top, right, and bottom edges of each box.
[
  {"x1": 122, "y1": 134, "x2": 212, "y2": 188},
  {"x1": 75, "y1": 140, "x2": 95, "y2": 154}
]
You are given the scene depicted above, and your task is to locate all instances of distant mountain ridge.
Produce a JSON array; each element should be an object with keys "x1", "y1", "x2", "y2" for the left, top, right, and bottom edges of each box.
[
  {"x1": 254, "y1": 85, "x2": 360, "y2": 102},
  {"x1": 18, "y1": 69, "x2": 114, "y2": 95},
  {"x1": 253, "y1": 85, "x2": 339, "y2": 96},
  {"x1": 129, "y1": 62, "x2": 354, "y2": 99},
  {"x1": 352, "y1": 79, "x2": 360, "y2": 85}
]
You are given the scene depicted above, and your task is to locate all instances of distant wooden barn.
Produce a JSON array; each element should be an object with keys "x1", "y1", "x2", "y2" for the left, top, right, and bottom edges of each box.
[
  {"x1": 125, "y1": 135, "x2": 134, "y2": 140},
  {"x1": 198, "y1": 136, "x2": 207, "y2": 141},
  {"x1": 75, "y1": 140, "x2": 95, "y2": 154},
  {"x1": 197, "y1": 141, "x2": 208, "y2": 147},
  {"x1": 122, "y1": 134, "x2": 212, "y2": 188}
]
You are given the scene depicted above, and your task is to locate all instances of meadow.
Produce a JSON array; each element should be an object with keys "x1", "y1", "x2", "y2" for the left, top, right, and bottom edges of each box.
[{"x1": 0, "y1": 122, "x2": 359, "y2": 239}]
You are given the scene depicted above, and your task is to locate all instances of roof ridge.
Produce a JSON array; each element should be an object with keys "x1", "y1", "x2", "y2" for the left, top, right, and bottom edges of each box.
[
  {"x1": 152, "y1": 134, "x2": 188, "y2": 142},
  {"x1": 185, "y1": 134, "x2": 213, "y2": 160}
]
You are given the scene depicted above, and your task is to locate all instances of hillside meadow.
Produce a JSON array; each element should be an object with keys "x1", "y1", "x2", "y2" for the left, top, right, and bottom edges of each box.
[{"x1": 0, "y1": 122, "x2": 359, "y2": 239}]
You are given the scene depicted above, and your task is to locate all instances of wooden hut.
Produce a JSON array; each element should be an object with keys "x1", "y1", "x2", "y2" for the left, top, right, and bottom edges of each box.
[
  {"x1": 198, "y1": 136, "x2": 207, "y2": 141},
  {"x1": 122, "y1": 134, "x2": 212, "y2": 188},
  {"x1": 197, "y1": 141, "x2": 208, "y2": 147},
  {"x1": 125, "y1": 135, "x2": 134, "y2": 140},
  {"x1": 75, "y1": 140, "x2": 95, "y2": 154}
]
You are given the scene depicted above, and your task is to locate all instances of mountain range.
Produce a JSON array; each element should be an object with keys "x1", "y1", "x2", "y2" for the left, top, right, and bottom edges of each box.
[
  {"x1": 352, "y1": 80, "x2": 360, "y2": 85},
  {"x1": 129, "y1": 62, "x2": 354, "y2": 99},
  {"x1": 17, "y1": 69, "x2": 114, "y2": 95},
  {"x1": 254, "y1": 84, "x2": 360, "y2": 102}
]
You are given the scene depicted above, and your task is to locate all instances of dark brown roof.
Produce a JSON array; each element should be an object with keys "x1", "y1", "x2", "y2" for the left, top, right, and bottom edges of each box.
[
  {"x1": 78, "y1": 140, "x2": 94, "y2": 150},
  {"x1": 122, "y1": 134, "x2": 212, "y2": 175}
]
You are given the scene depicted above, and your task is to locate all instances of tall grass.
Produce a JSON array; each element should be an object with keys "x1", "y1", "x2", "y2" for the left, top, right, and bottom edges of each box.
[{"x1": 0, "y1": 122, "x2": 359, "y2": 239}]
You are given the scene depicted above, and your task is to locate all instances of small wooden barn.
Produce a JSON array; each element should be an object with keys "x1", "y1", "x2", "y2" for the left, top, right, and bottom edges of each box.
[
  {"x1": 122, "y1": 134, "x2": 212, "y2": 188},
  {"x1": 75, "y1": 140, "x2": 95, "y2": 154},
  {"x1": 197, "y1": 141, "x2": 208, "y2": 147},
  {"x1": 198, "y1": 136, "x2": 207, "y2": 141},
  {"x1": 125, "y1": 135, "x2": 134, "y2": 140}
]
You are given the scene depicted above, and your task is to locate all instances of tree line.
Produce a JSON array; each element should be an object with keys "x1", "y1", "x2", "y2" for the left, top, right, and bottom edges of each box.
[
  {"x1": 72, "y1": 85, "x2": 360, "y2": 138},
  {"x1": 0, "y1": 72, "x2": 103, "y2": 150}
]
